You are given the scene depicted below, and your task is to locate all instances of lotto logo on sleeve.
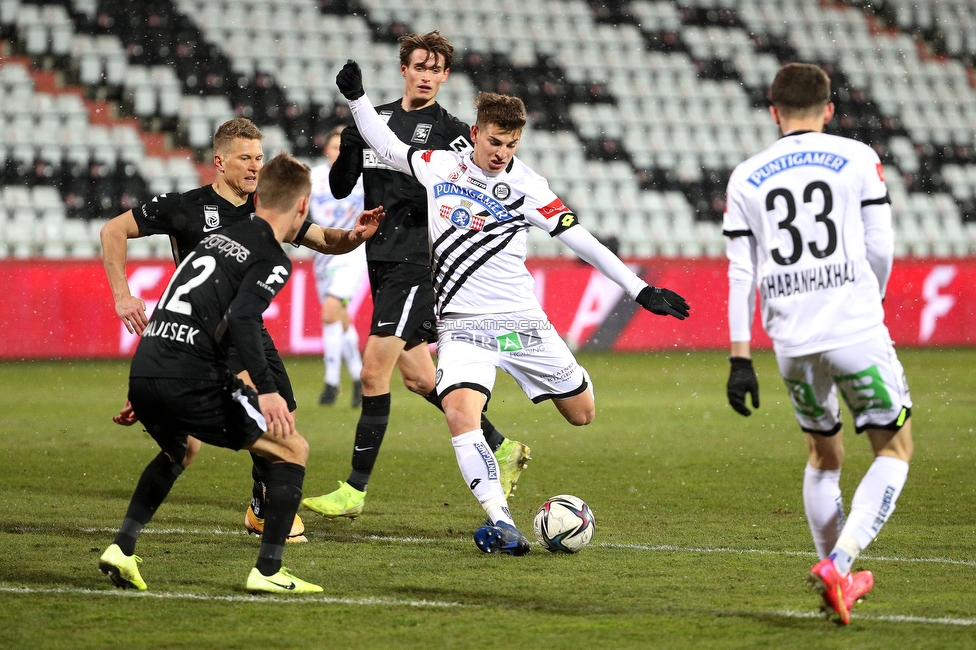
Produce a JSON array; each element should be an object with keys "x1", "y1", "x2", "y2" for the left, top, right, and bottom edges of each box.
[{"x1": 538, "y1": 198, "x2": 570, "y2": 219}]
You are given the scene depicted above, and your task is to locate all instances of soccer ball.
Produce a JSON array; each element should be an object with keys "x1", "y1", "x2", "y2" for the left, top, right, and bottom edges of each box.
[{"x1": 533, "y1": 494, "x2": 595, "y2": 553}]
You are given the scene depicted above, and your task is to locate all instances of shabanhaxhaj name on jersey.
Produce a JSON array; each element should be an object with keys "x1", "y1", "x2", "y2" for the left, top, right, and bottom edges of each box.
[
  {"x1": 408, "y1": 149, "x2": 578, "y2": 316},
  {"x1": 309, "y1": 162, "x2": 363, "y2": 231},
  {"x1": 723, "y1": 131, "x2": 890, "y2": 355},
  {"x1": 130, "y1": 220, "x2": 292, "y2": 380}
]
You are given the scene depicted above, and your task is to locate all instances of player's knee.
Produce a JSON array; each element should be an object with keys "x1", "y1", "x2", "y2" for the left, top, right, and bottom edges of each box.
[
  {"x1": 288, "y1": 434, "x2": 310, "y2": 466},
  {"x1": 403, "y1": 376, "x2": 431, "y2": 395},
  {"x1": 568, "y1": 408, "x2": 595, "y2": 426},
  {"x1": 182, "y1": 437, "x2": 202, "y2": 468}
]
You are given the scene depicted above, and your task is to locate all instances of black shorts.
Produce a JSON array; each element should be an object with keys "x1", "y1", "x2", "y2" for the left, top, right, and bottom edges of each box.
[
  {"x1": 367, "y1": 261, "x2": 437, "y2": 348},
  {"x1": 128, "y1": 375, "x2": 266, "y2": 464},
  {"x1": 225, "y1": 327, "x2": 297, "y2": 412}
]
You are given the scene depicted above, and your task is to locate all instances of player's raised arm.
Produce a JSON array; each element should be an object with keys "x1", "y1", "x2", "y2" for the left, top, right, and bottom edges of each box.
[
  {"x1": 555, "y1": 223, "x2": 690, "y2": 320},
  {"x1": 337, "y1": 61, "x2": 413, "y2": 174},
  {"x1": 298, "y1": 205, "x2": 385, "y2": 255},
  {"x1": 100, "y1": 210, "x2": 149, "y2": 335}
]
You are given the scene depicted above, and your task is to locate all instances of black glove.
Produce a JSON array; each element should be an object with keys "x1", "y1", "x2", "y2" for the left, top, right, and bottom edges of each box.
[
  {"x1": 336, "y1": 60, "x2": 364, "y2": 100},
  {"x1": 727, "y1": 356, "x2": 759, "y2": 416},
  {"x1": 340, "y1": 126, "x2": 367, "y2": 150},
  {"x1": 636, "y1": 286, "x2": 690, "y2": 320}
]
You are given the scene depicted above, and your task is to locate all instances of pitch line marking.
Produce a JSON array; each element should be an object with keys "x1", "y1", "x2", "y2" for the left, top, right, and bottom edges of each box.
[
  {"x1": 2, "y1": 586, "x2": 972, "y2": 626},
  {"x1": 771, "y1": 609, "x2": 976, "y2": 626},
  {"x1": 75, "y1": 527, "x2": 976, "y2": 567},
  {"x1": 0, "y1": 585, "x2": 464, "y2": 608}
]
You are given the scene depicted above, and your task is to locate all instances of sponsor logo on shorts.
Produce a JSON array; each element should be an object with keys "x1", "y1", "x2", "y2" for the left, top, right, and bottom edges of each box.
[
  {"x1": 435, "y1": 369, "x2": 443, "y2": 385},
  {"x1": 539, "y1": 362, "x2": 578, "y2": 384},
  {"x1": 497, "y1": 329, "x2": 546, "y2": 356}
]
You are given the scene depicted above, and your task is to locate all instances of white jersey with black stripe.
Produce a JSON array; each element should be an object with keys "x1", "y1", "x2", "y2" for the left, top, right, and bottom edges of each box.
[
  {"x1": 408, "y1": 149, "x2": 574, "y2": 316},
  {"x1": 723, "y1": 131, "x2": 891, "y2": 355}
]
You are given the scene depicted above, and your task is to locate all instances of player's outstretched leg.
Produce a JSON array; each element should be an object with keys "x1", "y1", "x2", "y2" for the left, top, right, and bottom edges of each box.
[
  {"x1": 247, "y1": 461, "x2": 322, "y2": 594},
  {"x1": 245, "y1": 452, "x2": 307, "y2": 542}
]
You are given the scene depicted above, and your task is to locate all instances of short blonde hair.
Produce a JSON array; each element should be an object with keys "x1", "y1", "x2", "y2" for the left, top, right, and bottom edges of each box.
[
  {"x1": 213, "y1": 118, "x2": 263, "y2": 155},
  {"x1": 256, "y1": 152, "x2": 311, "y2": 211}
]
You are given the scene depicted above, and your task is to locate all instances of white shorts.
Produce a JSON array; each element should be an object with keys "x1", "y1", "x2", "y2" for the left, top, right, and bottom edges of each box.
[
  {"x1": 435, "y1": 308, "x2": 589, "y2": 404},
  {"x1": 776, "y1": 331, "x2": 912, "y2": 435},
  {"x1": 313, "y1": 247, "x2": 367, "y2": 303}
]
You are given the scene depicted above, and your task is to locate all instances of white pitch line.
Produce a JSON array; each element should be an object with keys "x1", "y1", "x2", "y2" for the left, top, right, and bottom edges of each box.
[
  {"x1": 0, "y1": 585, "x2": 464, "y2": 608},
  {"x1": 67, "y1": 527, "x2": 976, "y2": 568},
  {"x1": 1, "y1": 586, "x2": 972, "y2": 626},
  {"x1": 600, "y1": 542, "x2": 976, "y2": 567},
  {"x1": 771, "y1": 609, "x2": 976, "y2": 626}
]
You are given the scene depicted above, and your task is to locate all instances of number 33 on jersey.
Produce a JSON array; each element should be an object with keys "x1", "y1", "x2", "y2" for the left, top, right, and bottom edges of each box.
[{"x1": 723, "y1": 131, "x2": 890, "y2": 355}]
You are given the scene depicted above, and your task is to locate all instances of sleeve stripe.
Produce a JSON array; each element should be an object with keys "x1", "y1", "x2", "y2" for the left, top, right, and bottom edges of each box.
[
  {"x1": 722, "y1": 229, "x2": 753, "y2": 238},
  {"x1": 861, "y1": 194, "x2": 891, "y2": 207}
]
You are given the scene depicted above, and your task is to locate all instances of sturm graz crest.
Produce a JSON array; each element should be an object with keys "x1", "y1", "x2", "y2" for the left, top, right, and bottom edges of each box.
[
  {"x1": 412, "y1": 123, "x2": 432, "y2": 143},
  {"x1": 492, "y1": 182, "x2": 511, "y2": 200}
]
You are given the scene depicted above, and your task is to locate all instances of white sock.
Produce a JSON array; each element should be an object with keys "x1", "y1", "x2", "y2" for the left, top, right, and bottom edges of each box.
[
  {"x1": 830, "y1": 456, "x2": 910, "y2": 574},
  {"x1": 322, "y1": 321, "x2": 343, "y2": 386},
  {"x1": 451, "y1": 429, "x2": 512, "y2": 525},
  {"x1": 803, "y1": 463, "x2": 844, "y2": 560},
  {"x1": 342, "y1": 325, "x2": 363, "y2": 380}
]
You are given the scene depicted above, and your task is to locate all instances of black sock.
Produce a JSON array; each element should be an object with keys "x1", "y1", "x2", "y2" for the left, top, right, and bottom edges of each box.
[
  {"x1": 347, "y1": 393, "x2": 390, "y2": 492},
  {"x1": 249, "y1": 452, "x2": 271, "y2": 518},
  {"x1": 114, "y1": 452, "x2": 184, "y2": 555},
  {"x1": 423, "y1": 389, "x2": 443, "y2": 411},
  {"x1": 481, "y1": 416, "x2": 505, "y2": 452},
  {"x1": 255, "y1": 462, "x2": 305, "y2": 576}
]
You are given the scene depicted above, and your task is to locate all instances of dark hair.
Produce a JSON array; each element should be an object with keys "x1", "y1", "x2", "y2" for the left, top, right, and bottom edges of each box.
[
  {"x1": 770, "y1": 63, "x2": 831, "y2": 118},
  {"x1": 398, "y1": 31, "x2": 454, "y2": 70},
  {"x1": 213, "y1": 118, "x2": 263, "y2": 155},
  {"x1": 474, "y1": 92, "x2": 526, "y2": 132},
  {"x1": 256, "y1": 152, "x2": 311, "y2": 211}
]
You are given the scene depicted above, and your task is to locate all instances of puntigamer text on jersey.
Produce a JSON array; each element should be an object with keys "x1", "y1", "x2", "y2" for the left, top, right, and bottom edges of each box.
[{"x1": 748, "y1": 152, "x2": 849, "y2": 187}]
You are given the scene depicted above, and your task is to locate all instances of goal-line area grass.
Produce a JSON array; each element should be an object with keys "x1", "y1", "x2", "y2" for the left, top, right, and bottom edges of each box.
[{"x1": 1, "y1": 349, "x2": 974, "y2": 649}]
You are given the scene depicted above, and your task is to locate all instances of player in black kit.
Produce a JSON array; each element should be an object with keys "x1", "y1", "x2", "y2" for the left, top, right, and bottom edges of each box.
[
  {"x1": 100, "y1": 118, "x2": 383, "y2": 542},
  {"x1": 98, "y1": 153, "x2": 344, "y2": 593},
  {"x1": 302, "y1": 32, "x2": 530, "y2": 519}
]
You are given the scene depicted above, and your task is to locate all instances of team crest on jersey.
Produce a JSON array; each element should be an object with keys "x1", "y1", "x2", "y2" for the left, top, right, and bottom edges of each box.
[
  {"x1": 203, "y1": 205, "x2": 220, "y2": 230},
  {"x1": 492, "y1": 182, "x2": 511, "y2": 200},
  {"x1": 433, "y1": 182, "x2": 512, "y2": 222},
  {"x1": 446, "y1": 200, "x2": 485, "y2": 231},
  {"x1": 448, "y1": 163, "x2": 467, "y2": 182},
  {"x1": 412, "y1": 123, "x2": 432, "y2": 143}
]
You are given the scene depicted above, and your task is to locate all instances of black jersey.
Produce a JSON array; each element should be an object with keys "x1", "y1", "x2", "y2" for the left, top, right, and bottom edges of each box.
[
  {"x1": 331, "y1": 100, "x2": 470, "y2": 266},
  {"x1": 133, "y1": 185, "x2": 256, "y2": 264},
  {"x1": 130, "y1": 217, "x2": 292, "y2": 388}
]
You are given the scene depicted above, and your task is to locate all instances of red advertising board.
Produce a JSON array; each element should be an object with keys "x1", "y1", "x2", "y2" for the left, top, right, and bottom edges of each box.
[{"x1": 1, "y1": 257, "x2": 973, "y2": 359}]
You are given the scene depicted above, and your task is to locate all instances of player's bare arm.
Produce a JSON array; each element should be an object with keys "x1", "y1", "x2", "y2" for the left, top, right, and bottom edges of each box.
[
  {"x1": 299, "y1": 205, "x2": 385, "y2": 255},
  {"x1": 100, "y1": 210, "x2": 149, "y2": 335}
]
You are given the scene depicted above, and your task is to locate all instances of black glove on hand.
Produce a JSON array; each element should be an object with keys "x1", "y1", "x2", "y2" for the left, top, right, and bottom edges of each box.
[
  {"x1": 336, "y1": 60, "x2": 364, "y2": 100},
  {"x1": 727, "y1": 356, "x2": 759, "y2": 416},
  {"x1": 341, "y1": 126, "x2": 367, "y2": 150},
  {"x1": 636, "y1": 286, "x2": 690, "y2": 320}
]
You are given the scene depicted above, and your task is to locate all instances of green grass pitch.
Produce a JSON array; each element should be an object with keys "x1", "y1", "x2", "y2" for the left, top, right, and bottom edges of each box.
[{"x1": 1, "y1": 349, "x2": 974, "y2": 649}]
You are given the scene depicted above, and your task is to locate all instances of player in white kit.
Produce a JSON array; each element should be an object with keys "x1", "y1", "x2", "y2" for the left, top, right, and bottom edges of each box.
[
  {"x1": 723, "y1": 64, "x2": 913, "y2": 624},
  {"x1": 335, "y1": 60, "x2": 690, "y2": 554},
  {"x1": 309, "y1": 126, "x2": 368, "y2": 407}
]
